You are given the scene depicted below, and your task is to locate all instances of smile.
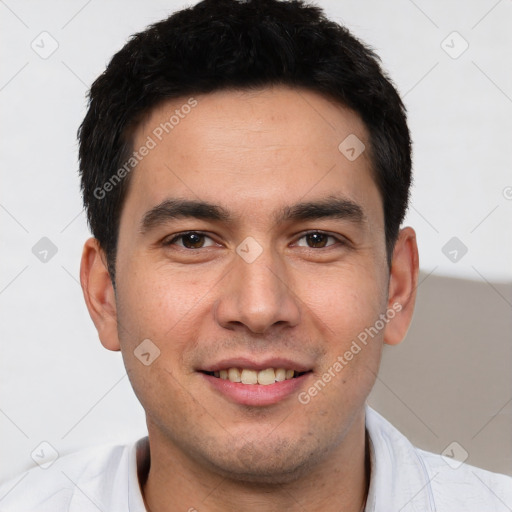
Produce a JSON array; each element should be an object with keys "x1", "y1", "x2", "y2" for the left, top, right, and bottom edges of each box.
[{"x1": 202, "y1": 368, "x2": 310, "y2": 385}]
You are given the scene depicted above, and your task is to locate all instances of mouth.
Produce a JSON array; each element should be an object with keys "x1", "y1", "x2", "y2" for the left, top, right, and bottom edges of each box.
[
  {"x1": 201, "y1": 368, "x2": 311, "y2": 385},
  {"x1": 198, "y1": 359, "x2": 314, "y2": 406}
]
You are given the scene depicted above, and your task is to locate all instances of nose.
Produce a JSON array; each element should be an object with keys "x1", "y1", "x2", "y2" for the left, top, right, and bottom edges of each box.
[{"x1": 213, "y1": 243, "x2": 301, "y2": 335}]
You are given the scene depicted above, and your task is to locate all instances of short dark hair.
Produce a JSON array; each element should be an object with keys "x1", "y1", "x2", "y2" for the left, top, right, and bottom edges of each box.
[{"x1": 78, "y1": 0, "x2": 412, "y2": 283}]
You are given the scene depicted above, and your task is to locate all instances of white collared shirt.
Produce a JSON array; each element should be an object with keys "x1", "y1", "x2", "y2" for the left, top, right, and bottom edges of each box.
[
  {"x1": 364, "y1": 407, "x2": 512, "y2": 511},
  {"x1": 1, "y1": 405, "x2": 511, "y2": 511}
]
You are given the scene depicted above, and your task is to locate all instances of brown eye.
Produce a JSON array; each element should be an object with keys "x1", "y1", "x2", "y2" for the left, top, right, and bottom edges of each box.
[
  {"x1": 296, "y1": 231, "x2": 339, "y2": 249},
  {"x1": 164, "y1": 232, "x2": 216, "y2": 249},
  {"x1": 181, "y1": 233, "x2": 205, "y2": 248},
  {"x1": 306, "y1": 232, "x2": 328, "y2": 248}
]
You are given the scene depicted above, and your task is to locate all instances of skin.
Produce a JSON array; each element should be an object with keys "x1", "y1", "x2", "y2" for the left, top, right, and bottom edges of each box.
[{"x1": 80, "y1": 85, "x2": 419, "y2": 512}]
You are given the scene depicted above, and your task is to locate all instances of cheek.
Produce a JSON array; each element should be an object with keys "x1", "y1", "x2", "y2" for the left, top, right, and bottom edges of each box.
[
  {"x1": 298, "y1": 261, "x2": 387, "y2": 402},
  {"x1": 117, "y1": 261, "x2": 176, "y2": 327},
  {"x1": 301, "y1": 261, "x2": 388, "y2": 340},
  {"x1": 114, "y1": 267, "x2": 206, "y2": 417},
  {"x1": 115, "y1": 263, "x2": 212, "y2": 362}
]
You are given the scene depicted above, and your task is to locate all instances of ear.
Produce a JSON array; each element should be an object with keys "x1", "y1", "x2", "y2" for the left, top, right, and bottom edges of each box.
[
  {"x1": 80, "y1": 237, "x2": 120, "y2": 351},
  {"x1": 383, "y1": 227, "x2": 419, "y2": 346}
]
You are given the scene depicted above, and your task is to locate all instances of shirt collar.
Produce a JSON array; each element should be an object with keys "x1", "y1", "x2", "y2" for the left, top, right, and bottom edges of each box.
[
  {"x1": 129, "y1": 437, "x2": 150, "y2": 512},
  {"x1": 364, "y1": 404, "x2": 437, "y2": 512}
]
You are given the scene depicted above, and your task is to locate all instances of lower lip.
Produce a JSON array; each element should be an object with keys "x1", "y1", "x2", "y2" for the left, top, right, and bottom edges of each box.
[{"x1": 201, "y1": 372, "x2": 311, "y2": 406}]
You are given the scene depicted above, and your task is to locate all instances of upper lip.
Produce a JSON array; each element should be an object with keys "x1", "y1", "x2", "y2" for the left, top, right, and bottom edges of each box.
[{"x1": 199, "y1": 357, "x2": 312, "y2": 373}]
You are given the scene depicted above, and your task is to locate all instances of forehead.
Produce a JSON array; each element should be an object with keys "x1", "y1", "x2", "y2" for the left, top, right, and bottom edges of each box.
[{"x1": 122, "y1": 85, "x2": 382, "y2": 231}]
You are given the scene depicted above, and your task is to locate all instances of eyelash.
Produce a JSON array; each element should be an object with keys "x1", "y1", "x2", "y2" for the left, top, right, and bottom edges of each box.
[{"x1": 162, "y1": 230, "x2": 346, "y2": 250}]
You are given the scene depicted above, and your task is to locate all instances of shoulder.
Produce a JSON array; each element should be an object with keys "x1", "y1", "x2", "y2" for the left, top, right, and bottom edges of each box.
[
  {"x1": 365, "y1": 405, "x2": 512, "y2": 511},
  {"x1": 0, "y1": 440, "x2": 137, "y2": 512},
  {"x1": 418, "y1": 447, "x2": 512, "y2": 510}
]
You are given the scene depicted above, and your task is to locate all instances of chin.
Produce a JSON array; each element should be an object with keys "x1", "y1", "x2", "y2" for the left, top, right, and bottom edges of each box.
[{"x1": 199, "y1": 435, "x2": 328, "y2": 485}]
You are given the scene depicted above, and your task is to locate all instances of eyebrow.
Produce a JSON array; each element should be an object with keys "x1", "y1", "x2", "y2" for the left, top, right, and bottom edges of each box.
[{"x1": 140, "y1": 195, "x2": 366, "y2": 233}]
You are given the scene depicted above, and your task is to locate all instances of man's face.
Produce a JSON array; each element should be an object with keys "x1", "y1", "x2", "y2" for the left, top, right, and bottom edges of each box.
[{"x1": 113, "y1": 86, "x2": 390, "y2": 482}]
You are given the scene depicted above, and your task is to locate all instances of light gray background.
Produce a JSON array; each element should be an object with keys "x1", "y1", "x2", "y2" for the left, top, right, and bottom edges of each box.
[{"x1": 1, "y1": 0, "x2": 511, "y2": 483}]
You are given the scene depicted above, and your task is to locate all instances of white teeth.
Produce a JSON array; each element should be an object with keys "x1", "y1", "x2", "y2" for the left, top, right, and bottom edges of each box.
[
  {"x1": 257, "y1": 368, "x2": 275, "y2": 385},
  {"x1": 241, "y1": 369, "x2": 258, "y2": 384},
  {"x1": 227, "y1": 367, "x2": 241, "y2": 383},
  {"x1": 213, "y1": 367, "x2": 300, "y2": 384}
]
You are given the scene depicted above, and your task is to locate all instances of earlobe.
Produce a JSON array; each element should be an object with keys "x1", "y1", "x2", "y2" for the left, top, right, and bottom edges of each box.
[
  {"x1": 80, "y1": 237, "x2": 120, "y2": 351},
  {"x1": 383, "y1": 227, "x2": 419, "y2": 346}
]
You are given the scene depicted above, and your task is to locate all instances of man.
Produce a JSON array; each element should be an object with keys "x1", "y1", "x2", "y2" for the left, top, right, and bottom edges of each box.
[{"x1": 1, "y1": 0, "x2": 511, "y2": 510}]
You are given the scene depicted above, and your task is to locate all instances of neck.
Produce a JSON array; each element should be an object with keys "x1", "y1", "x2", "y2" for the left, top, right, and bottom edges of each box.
[{"x1": 141, "y1": 410, "x2": 369, "y2": 512}]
